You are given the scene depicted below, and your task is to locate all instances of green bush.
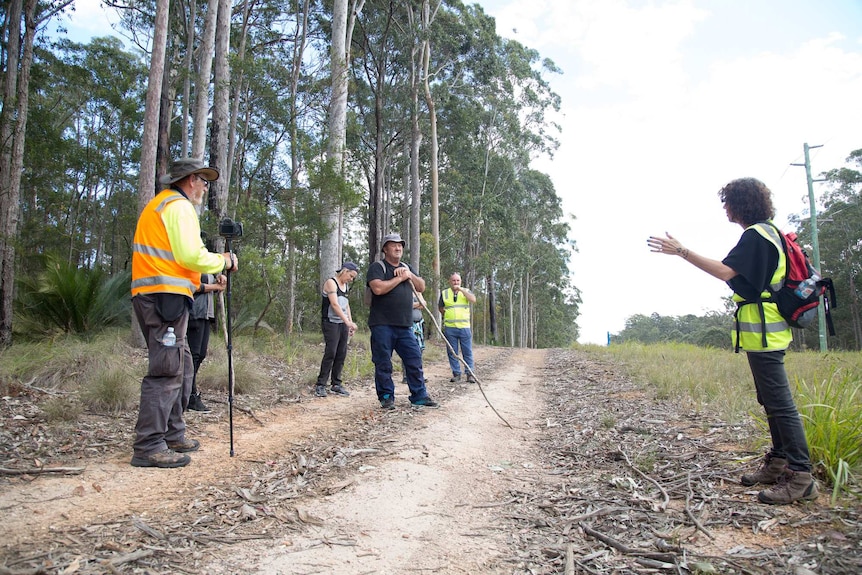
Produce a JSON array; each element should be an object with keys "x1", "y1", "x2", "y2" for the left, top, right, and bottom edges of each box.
[
  {"x1": 796, "y1": 369, "x2": 862, "y2": 504},
  {"x1": 14, "y1": 256, "x2": 131, "y2": 338},
  {"x1": 80, "y1": 363, "x2": 139, "y2": 412}
]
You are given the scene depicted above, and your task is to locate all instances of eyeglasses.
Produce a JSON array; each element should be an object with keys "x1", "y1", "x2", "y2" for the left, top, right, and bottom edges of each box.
[{"x1": 195, "y1": 174, "x2": 210, "y2": 187}]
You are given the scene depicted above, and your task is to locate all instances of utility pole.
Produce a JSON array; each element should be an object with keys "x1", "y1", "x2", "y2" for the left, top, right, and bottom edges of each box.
[{"x1": 792, "y1": 142, "x2": 827, "y2": 351}]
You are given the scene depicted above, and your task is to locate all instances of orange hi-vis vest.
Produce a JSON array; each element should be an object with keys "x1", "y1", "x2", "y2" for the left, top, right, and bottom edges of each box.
[{"x1": 131, "y1": 190, "x2": 200, "y2": 299}]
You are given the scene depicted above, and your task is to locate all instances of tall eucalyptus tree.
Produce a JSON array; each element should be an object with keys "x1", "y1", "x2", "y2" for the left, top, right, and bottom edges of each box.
[
  {"x1": 0, "y1": 0, "x2": 75, "y2": 346},
  {"x1": 320, "y1": 0, "x2": 364, "y2": 286}
]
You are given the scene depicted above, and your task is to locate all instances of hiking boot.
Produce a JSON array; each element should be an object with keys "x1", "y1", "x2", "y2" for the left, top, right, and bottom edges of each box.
[
  {"x1": 130, "y1": 449, "x2": 191, "y2": 468},
  {"x1": 741, "y1": 453, "x2": 788, "y2": 486},
  {"x1": 449, "y1": 374, "x2": 461, "y2": 383},
  {"x1": 167, "y1": 438, "x2": 200, "y2": 453},
  {"x1": 411, "y1": 396, "x2": 439, "y2": 408},
  {"x1": 315, "y1": 385, "x2": 327, "y2": 397},
  {"x1": 380, "y1": 394, "x2": 395, "y2": 410},
  {"x1": 187, "y1": 393, "x2": 211, "y2": 413},
  {"x1": 466, "y1": 373, "x2": 477, "y2": 383},
  {"x1": 330, "y1": 384, "x2": 350, "y2": 396},
  {"x1": 757, "y1": 469, "x2": 819, "y2": 505}
]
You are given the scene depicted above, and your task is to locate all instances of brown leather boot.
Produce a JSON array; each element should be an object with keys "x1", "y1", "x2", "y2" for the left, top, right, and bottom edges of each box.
[
  {"x1": 741, "y1": 453, "x2": 788, "y2": 486},
  {"x1": 757, "y1": 470, "x2": 819, "y2": 505}
]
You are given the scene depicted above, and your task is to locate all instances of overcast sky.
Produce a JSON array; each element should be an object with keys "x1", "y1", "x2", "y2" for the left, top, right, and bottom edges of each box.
[
  {"x1": 61, "y1": 1, "x2": 862, "y2": 345},
  {"x1": 478, "y1": 0, "x2": 862, "y2": 344}
]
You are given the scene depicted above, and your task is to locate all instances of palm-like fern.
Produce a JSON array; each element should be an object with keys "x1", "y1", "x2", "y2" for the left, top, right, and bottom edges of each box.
[{"x1": 15, "y1": 257, "x2": 131, "y2": 337}]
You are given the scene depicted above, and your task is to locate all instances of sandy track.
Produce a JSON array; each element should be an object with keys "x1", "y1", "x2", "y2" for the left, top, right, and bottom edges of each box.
[{"x1": 207, "y1": 347, "x2": 547, "y2": 574}]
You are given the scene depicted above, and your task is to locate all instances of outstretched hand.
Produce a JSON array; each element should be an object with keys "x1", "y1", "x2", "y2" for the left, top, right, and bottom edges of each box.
[{"x1": 647, "y1": 233, "x2": 689, "y2": 259}]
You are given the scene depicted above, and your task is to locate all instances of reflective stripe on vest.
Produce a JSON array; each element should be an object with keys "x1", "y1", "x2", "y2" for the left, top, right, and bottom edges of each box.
[
  {"x1": 441, "y1": 288, "x2": 471, "y2": 328},
  {"x1": 730, "y1": 222, "x2": 791, "y2": 352},
  {"x1": 131, "y1": 190, "x2": 200, "y2": 299}
]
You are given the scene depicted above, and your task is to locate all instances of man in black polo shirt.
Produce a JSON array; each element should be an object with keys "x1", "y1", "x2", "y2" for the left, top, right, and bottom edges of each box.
[{"x1": 366, "y1": 233, "x2": 438, "y2": 410}]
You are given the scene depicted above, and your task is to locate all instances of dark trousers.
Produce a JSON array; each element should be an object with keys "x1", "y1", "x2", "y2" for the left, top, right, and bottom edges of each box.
[
  {"x1": 316, "y1": 320, "x2": 349, "y2": 387},
  {"x1": 132, "y1": 294, "x2": 191, "y2": 458},
  {"x1": 747, "y1": 350, "x2": 812, "y2": 472},
  {"x1": 187, "y1": 317, "x2": 210, "y2": 396},
  {"x1": 370, "y1": 324, "x2": 429, "y2": 402}
]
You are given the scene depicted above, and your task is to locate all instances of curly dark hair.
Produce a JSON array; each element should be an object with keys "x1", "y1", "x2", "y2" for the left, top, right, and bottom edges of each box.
[{"x1": 718, "y1": 177, "x2": 775, "y2": 225}]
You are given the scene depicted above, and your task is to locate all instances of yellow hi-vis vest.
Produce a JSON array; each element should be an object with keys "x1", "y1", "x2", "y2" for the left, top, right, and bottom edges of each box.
[
  {"x1": 731, "y1": 222, "x2": 792, "y2": 352},
  {"x1": 441, "y1": 288, "x2": 471, "y2": 328},
  {"x1": 131, "y1": 190, "x2": 200, "y2": 299}
]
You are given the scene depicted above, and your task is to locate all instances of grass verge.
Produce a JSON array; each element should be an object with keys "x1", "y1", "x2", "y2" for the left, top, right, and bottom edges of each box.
[{"x1": 582, "y1": 341, "x2": 862, "y2": 503}]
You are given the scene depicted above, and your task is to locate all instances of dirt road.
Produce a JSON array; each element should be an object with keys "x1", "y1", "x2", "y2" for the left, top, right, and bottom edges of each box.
[
  {"x1": 208, "y1": 346, "x2": 546, "y2": 574},
  {"x1": 1, "y1": 345, "x2": 859, "y2": 574}
]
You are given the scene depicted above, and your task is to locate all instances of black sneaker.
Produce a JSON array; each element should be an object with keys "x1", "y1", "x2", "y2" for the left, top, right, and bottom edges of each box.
[
  {"x1": 187, "y1": 394, "x2": 211, "y2": 412},
  {"x1": 449, "y1": 374, "x2": 461, "y2": 383},
  {"x1": 380, "y1": 394, "x2": 395, "y2": 410},
  {"x1": 331, "y1": 384, "x2": 350, "y2": 396},
  {"x1": 315, "y1": 385, "x2": 328, "y2": 397},
  {"x1": 411, "y1": 396, "x2": 439, "y2": 408}
]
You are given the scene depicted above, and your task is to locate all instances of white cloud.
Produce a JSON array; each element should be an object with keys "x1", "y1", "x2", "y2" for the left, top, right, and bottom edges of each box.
[{"x1": 57, "y1": 0, "x2": 121, "y2": 42}]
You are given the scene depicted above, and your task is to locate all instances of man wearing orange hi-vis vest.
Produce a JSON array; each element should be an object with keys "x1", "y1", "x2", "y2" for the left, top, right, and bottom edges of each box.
[{"x1": 130, "y1": 158, "x2": 238, "y2": 469}]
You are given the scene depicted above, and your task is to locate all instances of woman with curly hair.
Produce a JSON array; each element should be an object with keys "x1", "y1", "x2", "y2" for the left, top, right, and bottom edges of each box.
[{"x1": 647, "y1": 177, "x2": 818, "y2": 505}]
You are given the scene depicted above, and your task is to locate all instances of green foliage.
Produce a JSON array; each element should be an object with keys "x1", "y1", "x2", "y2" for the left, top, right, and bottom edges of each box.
[
  {"x1": 795, "y1": 369, "x2": 862, "y2": 503},
  {"x1": 79, "y1": 363, "x2": 139, "y2": 413},
  {"x1": 14, "y1": 257, "x2": 131, "y2": 338},
  {"x1": 613, "y1": 311, "x2": 733, "y2": 350},
  {"x1": 23, "y1": 37, "x2": 145, "y2": 278}
]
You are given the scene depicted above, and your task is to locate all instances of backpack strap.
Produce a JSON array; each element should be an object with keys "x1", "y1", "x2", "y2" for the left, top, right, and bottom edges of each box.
[
  {"x1": 821, "y1": 277, "x2": 837, "y2": 336},
  {"x1": 734, "y1": 299, "x2": 769, "y2": 352}
]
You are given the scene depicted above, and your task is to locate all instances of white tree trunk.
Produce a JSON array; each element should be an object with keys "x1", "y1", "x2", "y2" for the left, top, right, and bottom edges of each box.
[
  {"x1": 321, "y1": 0, "x2": 350, "y2": 285},
  {"x1": 421, "y1": 0, "x2": 442, "y2": 325},
  {"x1": 191, "y1": 0, "x2": 220, "y2": 160},
  {"x1": 210, "y1": 0, "x2": 231, "y2": 228}
]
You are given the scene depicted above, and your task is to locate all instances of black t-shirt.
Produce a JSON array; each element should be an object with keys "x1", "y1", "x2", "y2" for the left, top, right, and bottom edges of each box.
[
  {"x1": 367, "y1": 259, "x2": 415, "y2": 327},
  {"x1": 722, "y1": 227, "x2": 779, "y2": 301}
]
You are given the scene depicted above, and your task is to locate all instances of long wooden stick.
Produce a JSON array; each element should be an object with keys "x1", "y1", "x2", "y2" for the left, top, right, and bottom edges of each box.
[{"x1": 412, "y1": 284, "x2": 512, "y2": 429}]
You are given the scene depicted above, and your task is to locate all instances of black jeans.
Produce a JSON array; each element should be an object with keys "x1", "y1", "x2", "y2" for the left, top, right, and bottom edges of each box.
[
  {"x1": 747, "y1": 350, "x2": 812, "y2": 472},
  {"x1": 316, "y1": 320, "x2": 349, "y2": 387},
  {"x1": 186, "y1": 317, "x2": 210, "y2": 396}
]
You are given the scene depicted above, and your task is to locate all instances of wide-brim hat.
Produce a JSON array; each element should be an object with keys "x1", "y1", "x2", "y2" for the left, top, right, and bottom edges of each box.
[
  {"x1": 381, "y1": 233, "x2": 406, "y2": 251},
  {"x1": 158, "y1": 158, "x2": 220, "y2": 185}
]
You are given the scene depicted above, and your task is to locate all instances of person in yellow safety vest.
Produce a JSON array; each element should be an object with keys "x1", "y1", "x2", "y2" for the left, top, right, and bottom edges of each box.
[
  {"x1": 438, "y1": 272, "x2": 477, "y2": 383},
  {"x1": 130, "y1": 158, "x2": 238, "y2": 469},
  {"x1": 647, "y1": 177, "x2": 818, "y2": 505}
]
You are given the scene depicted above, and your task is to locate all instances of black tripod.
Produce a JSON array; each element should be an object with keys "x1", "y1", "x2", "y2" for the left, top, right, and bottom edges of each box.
[
  {"x1": 219, "y1": 216, "x2": 242, "y2": 456},
  {"x1": 224, "y1": 236, "x2": 237, "y2": 456}
]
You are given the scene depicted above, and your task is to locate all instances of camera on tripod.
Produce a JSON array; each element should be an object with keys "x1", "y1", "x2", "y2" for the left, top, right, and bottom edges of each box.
[{"x1": 219, "y1": 217, "x2": 243, "y2": 239}]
